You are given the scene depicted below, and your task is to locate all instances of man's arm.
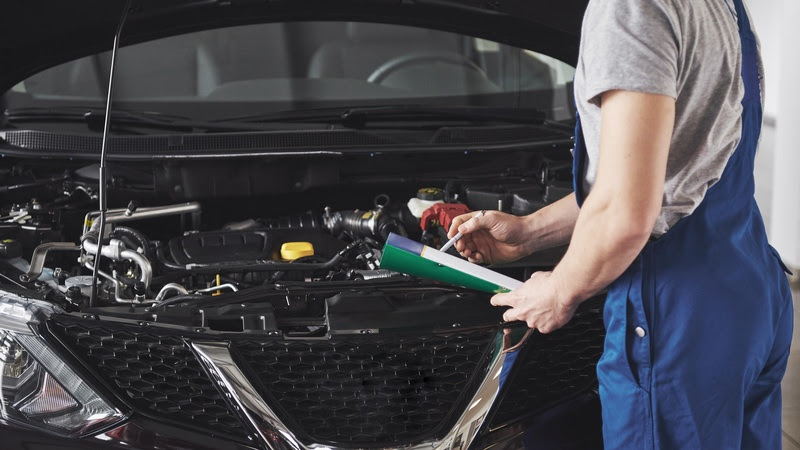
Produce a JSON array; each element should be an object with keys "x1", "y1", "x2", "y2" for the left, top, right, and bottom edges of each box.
[
  {"x1": 523, "y1": 192, "x2": 581, "y2": 254},
  {"x1": 448, "y1": 193, "x2": 579, "y2": 265},
  {"x1": 491, "y1": 90, "x2": 675, "y2": 333}
]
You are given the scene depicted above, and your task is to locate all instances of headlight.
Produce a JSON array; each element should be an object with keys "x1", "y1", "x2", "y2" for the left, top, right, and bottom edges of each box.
[{"x1": 0, "y1": 294, "x2": 127, "y2": 436}]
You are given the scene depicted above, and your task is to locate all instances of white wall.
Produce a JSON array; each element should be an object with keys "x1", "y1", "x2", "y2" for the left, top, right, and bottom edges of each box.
[
  {"x1": 768, "y1": 0, "x2": 800, "y2": 267},
  {"x1": 748, "y1": 0, "x2": 800, "y2": 267},
  {"x1": 748, "y1": 0, "x2": 778, "y2": 244},
  {"x1": 747, "y1": 1, "x2": 781, "y2": 118}
]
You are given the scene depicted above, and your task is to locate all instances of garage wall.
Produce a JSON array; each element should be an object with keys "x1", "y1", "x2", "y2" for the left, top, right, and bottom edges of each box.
[
  {"x1": 770, "y1": 0, "x2": 800, "y2": 268},
  {"x1": 748, "y1": 2, "x2": 780, "y2": 118},
  {"x1": 748, "y1": 1, "x2": 777, "y2": 244},
  {"x1": 748, "y1": 0, "x2": 800, "y2": 268}
]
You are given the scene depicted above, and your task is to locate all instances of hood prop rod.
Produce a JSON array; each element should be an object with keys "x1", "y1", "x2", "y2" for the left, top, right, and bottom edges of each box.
[{"x1": 90, "y1": 0, "x2": 133, "y2": 307}]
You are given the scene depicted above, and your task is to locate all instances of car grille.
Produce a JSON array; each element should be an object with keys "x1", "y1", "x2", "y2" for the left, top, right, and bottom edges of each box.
[
  {"x1": 48, "y1": 319, "x2": 248, "y2": 438},
  {"x1": 47, "y1": 317, "x2": 497, "y2": 446},
  {"x1": 234, "y1": 331, "x2": 496, "y2": 446},
  {"x1": 489, "y1": 295, "x2": 606, "y2": 428}
]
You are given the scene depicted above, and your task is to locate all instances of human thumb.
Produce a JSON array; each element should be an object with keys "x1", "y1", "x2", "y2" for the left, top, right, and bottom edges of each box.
[{"x1": 458, "y1": 210, "x2": 489, "y2": 235}]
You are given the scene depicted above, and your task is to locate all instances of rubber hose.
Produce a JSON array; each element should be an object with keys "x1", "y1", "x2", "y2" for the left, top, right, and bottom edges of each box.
[{"x1": 111, "y1": 226, "x2": 151, "y2": 258}]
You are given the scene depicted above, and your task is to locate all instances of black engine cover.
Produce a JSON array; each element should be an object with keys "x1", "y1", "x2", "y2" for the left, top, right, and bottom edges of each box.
[{"x1": 169, "y1": 229, "x2": 347, "y2": 265}]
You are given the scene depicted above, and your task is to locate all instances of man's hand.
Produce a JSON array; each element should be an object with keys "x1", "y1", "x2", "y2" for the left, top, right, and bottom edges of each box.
[
  {"x1": 447, "y1": 196, "x2": 580, "y2": 265},
  {"x1": 490, "y1": 271, "x2": 579, "y2": 334},
  {"x1": 447, "y1": 211, "x2": 534, "y2": 264}
]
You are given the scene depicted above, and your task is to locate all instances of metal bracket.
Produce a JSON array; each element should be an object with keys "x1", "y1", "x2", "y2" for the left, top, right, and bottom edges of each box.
[{"x1": 19, "y1": 242, "x2": 80, "y2": 283}]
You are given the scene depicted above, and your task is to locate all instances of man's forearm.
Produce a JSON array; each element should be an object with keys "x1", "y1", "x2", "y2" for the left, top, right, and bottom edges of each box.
[
  {"x1": 522, "y1": 193, "x2": 580, "y2": 254},
  {"x1": 550, "y1": 192, "x2": 653, "y2": 305},
  {"x1": 548, "y1": 90, "x2": 674, "y2": 306}
]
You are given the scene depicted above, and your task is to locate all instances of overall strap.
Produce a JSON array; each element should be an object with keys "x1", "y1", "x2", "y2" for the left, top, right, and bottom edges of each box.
[
  {"x1": 730, "y1": 0, "x2": 761, "y2": 104},
  {"x1": 572, "y1": 114, "x2": 587, "y2": 207}
]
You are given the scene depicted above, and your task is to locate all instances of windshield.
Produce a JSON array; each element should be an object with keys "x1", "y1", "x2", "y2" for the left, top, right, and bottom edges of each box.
[{"x1": 4, "y1": 21, "x2": 576, "y2": 126}]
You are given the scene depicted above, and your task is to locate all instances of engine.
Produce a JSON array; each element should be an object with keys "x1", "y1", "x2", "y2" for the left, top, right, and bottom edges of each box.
[
  {"x1": 0, "y1": 157, "x2": 571, "y2": 335},
  {"x1": 3, "y1": 200, "x2": 406, "y2": 300}
]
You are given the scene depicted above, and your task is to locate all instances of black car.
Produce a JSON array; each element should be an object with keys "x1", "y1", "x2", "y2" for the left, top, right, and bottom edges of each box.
[{"x1": 0, "y1": 1, "x2": 605, "y2": 448}]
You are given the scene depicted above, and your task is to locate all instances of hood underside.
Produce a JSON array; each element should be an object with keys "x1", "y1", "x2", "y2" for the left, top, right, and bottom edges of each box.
[{"x1": 0, "y1": 0, "x2": 587, "y2": 94}]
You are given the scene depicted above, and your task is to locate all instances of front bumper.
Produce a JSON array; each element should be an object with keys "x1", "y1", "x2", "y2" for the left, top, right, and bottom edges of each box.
[
  {"x1": 0, "y1": 416, "x2": 258, "y2": 450},
  {"x1": 0, "y1": 391, "x2": 602, "y2": 450},
  {"x1": 2, "y1": 294, "x2": 605, "y2": 449}
]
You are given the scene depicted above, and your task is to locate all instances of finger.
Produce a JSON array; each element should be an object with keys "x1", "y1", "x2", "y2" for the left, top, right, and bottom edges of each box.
[
  {"x1": 454, "y1": 234, "x2": 472, "y2": 252},
  {"x1": 447, "y1": 212, "x2": 479, "y2": 238},
  {"x1": 456, "y1": 211, "x2": 489, "y2": 236},
  {"x1": 502, "y1": 308, "x2": 520, "y2": 323},
  {"x1": 490, "y1": 292, "x2": 513, "y2": 307},
  {"x1": 467, "y1": 252, "x2": 484, "y2": 264},
  {"x1": 463, "y1": 239, "x2": 480, "y2": 255}
]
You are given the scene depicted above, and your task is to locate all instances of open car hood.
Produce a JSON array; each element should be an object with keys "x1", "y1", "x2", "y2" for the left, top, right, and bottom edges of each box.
[{"x1": 0, "y1": 0, "x2": 588, "y2": 94}]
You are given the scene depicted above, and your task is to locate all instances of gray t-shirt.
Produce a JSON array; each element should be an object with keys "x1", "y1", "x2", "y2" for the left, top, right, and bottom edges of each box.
[{"x1": 574, "y1": 0, "x2": 763, "y2": 236}]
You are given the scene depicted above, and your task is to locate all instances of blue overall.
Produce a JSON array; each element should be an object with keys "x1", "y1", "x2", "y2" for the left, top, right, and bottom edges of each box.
[{"x1": 571, "y1": 0, "x2": 794, "y2": 448}]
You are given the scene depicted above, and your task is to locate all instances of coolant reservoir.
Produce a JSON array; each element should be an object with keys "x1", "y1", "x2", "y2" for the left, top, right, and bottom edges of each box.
[
  {"x1": 407, "y1": 188, "x2": 445, "y2": 219},
  {"x1": 65, "y1": 276, "x2": 95, "y2": 297}
]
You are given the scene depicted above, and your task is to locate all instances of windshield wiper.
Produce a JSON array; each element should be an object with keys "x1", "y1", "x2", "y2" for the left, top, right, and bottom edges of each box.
[
  {"x1": 218, "y1": 105, "x2": 547, "y2": 129},
  {"x1": 3, "y1": 107, "x2": 270, "y2": 133}
]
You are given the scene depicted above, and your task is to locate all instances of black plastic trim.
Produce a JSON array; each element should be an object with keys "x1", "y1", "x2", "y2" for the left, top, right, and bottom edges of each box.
[{"x1": 0, "y1": 128, "x2": 573, "y2": 161}]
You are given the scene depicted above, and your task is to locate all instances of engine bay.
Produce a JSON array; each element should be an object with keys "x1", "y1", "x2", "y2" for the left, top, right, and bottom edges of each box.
[{"x1": 0, "y1": 153, "x2": 572, "y2": 336}]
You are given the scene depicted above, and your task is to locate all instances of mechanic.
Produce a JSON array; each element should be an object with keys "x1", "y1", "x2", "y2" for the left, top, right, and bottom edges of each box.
[{"x1": 448, "y1": 0, "x2": 793, "y2": 447}]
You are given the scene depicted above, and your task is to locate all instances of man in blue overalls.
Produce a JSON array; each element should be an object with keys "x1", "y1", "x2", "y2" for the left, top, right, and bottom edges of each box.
[{"x1": 449, "y1": 0, "x2": 794, "y2": 447}]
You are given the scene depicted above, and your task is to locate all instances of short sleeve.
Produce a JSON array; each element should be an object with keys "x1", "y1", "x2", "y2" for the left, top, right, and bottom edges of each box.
[{"x1": 580, "y1": 0, "x2": 680, "y2": 105}]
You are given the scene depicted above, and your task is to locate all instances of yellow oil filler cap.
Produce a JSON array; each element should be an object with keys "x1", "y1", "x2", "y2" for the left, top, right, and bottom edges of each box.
[{"x1": 280, "y1": 242, "x2": 315, "y2": 261}]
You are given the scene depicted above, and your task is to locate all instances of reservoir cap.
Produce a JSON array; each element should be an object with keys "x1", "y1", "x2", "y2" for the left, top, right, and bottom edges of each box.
[
  {"x1": 417, "y1": 188, "x2": 445, "y2": 201},
  {"x1": 280, "y1": 242, "x2": 314, "y2": 261}
]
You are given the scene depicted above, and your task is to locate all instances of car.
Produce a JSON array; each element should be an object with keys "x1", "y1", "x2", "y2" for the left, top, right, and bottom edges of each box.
[{"x1": 0, "y1": 1, "x2": 605, "y2": 449}]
